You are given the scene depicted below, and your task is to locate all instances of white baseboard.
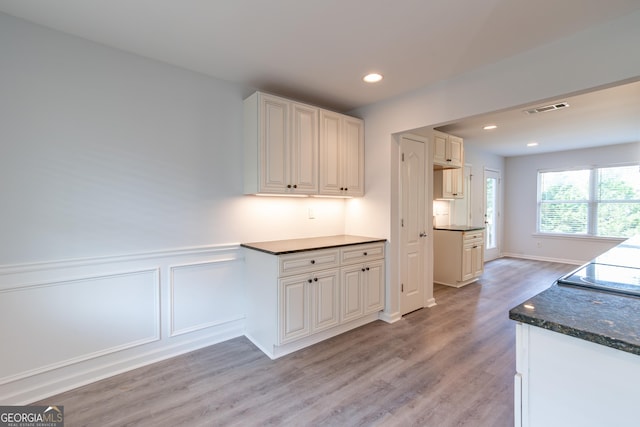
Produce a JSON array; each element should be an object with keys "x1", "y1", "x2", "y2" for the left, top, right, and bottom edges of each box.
[
  {"x1": 379, "y1": 311, "x2": 402, "y2": 323},
  {"x1": 500, "y1": 252, "x2": 583, "y2": 266}
]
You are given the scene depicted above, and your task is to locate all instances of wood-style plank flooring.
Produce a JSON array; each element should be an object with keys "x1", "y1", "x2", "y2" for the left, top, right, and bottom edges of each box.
[{"x1": 34, "y1": 257, "x2": 574, "y2": 426}]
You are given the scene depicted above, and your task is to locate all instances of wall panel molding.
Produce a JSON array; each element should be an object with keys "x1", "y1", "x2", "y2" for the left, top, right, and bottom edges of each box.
[
  {"x1": 169, "y1": 257, "x2": 244, "y2": 337},
  {"x1": 0, "y1": 243, "x2": 245, "y2": 405}
]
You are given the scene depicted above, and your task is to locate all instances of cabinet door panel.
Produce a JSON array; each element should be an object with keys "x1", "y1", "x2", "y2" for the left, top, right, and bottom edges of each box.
[
  {"x1": 433, "y1": 132, "x2": 448, "y2": 165},
  {"x1": 461, "y1": 244, "x2": 474, "y2": 282},
  {"x1": 448, "y1": 136, "x2": 463, "y2": 167},
  {"x1": 261, "y1": 95, "x2": 289, "y2": 192},
  {"x1": 472, "y1": 244, "x2": 484, "y2": 277},
  {"x1": 342, "y1": 117, "x2": 364, "y2": 196},
  {"x1": 312, "y1": 270, "x2": 340, "y2": 332},
  {"x1": 319, "y1": 110, "x2": 342, "y2": 195},
  {"x1": 364, "y1": 261, "x2": 385, "y2": 314},
  {"x1": 279, "y1": 276, "x2": 310, "y2": 344},
  {"x1": 291, "y1": 102, "x2": 318, "y2": 193},
  {"x1": 341, "y1": 267, "x2": 364, "y2": 322}
]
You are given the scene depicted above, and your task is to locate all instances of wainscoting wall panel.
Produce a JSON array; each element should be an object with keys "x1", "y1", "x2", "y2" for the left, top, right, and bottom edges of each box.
[
  {"x1": 170, "y1": 259, "x2": 245, "y2": 337},
  {"x1": 0, "y1": 244, "x2": 245, "y2": 405}
]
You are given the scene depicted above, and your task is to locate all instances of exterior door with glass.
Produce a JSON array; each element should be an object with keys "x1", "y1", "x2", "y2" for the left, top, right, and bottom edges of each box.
[{"x1": 484, "y1": 169, "x2": 501, "y2": 261}]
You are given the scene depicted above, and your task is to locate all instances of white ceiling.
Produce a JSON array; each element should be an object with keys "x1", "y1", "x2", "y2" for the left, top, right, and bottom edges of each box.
[
  {"x1": 1, "y1": 0, "x2": 640, "y2": 156},
  {"x1": 431, "y1": 79, "x2": 640, "y2": 157}
]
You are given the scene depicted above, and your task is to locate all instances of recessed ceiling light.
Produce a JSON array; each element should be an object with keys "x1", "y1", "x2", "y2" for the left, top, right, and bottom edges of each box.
[
  {"x1": 483, "y1": 124, "x2": 498, "y2": 130},
  {"x1": 363, "y1": 73, "x2": 383, "y2": 83},
  {"x1": 527, "y1": 142, "x2": 539, "y2": 147}
]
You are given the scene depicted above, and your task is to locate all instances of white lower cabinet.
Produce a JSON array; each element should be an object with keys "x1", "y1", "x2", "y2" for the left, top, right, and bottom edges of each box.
[
  {"x1": 280, "y1": 269, "x2": 339, "y2": 344},
  {"x1": 245, "y1": 241, "x2": 385, "y2": 359},
  {"x1": 434, "y1": 229, "x2": 484, "y2": 287}
]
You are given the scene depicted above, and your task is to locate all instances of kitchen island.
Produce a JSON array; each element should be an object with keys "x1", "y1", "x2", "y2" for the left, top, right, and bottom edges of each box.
[
  {"x1": 243, "y1": 235, "x2": 386, "y2": 359},
  {"x1": 509, "y1": 236, "x2": 640, "y2": 427}
]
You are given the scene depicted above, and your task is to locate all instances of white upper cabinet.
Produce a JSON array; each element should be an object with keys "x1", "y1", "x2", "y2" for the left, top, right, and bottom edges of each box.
[
  {"x1": 244, "y1": 92, "x2": 318, "y2": 195},
  {"x1": 434, "y1": 168, "x2": 464, "y2": 199},
  {"x1": 319, "y1": 110, "x2": 364, "y2": 197},
  {"x1": 433, "y1": 130, "x2": 463, "y2": 169},
  {"x1": 245, "y1": 92, "x2": 364, "y2": 197}
]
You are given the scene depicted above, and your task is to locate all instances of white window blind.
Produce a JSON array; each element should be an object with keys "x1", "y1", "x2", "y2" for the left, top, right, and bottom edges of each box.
[{"x1": 538, "y1": 165, "x2": 640, "y2": 238}]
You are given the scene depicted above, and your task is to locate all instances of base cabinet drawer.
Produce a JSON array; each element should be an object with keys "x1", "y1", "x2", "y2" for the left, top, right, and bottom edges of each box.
[{"x1": 280, "y1": 249, "x2": 339, "y2": 276}]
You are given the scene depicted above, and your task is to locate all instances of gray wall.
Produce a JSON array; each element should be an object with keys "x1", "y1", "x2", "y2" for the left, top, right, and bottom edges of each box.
[{"x1": 503, "y1": 142, "x2": 640, "y2": 263}]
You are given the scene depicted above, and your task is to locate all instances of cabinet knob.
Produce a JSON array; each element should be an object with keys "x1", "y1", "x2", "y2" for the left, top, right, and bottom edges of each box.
[
  {"x1": 308, "y1": 279, "x2": 313, "y2": 283},
  {"x1": 287, "y1": 184, "x2": 292, "y2": 188},
  {"x1": 362, "y1": 268, "x2": 366, "y2": 272},
  {"x1": 293, "y1": 184, "x2": 297, "y2": 189},
  {"x1": 314, "y1": 278, "x2": 318, "y2": 282},
  {"x1": 366, "y1": 267, "x2": 370, "y2": 271},
  {"x1": 363, "y1": 252, "x2": 368, "y2": 256},
  {"x1": 344, "y1": 188, "x2": 348, "y2": 191},
  {"x1": 340, "y1": 187, "x2": 344, "y2": 191},
  {"x1": 310, "y1": 260, "x2": 315, "y2": 264}
]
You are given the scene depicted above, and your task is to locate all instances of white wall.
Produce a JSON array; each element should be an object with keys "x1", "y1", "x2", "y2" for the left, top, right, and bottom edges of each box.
[
  {"x1": 0, "y1": 12, "x2": 347, "y2": 404},
  {"x1": 503, "y1": 142, "x2": 640, "y2": 264},
  {"x1": 347, "y1": 10, "x2": 640, "y2": 319},
  {"x1": 0, "y1": 13, "x2": 347, "y2": 266}
]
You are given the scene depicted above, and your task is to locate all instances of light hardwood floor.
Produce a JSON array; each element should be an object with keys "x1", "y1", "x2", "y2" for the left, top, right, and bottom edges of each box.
[{"x1": 34, "y1": 257, "x2": 574, "y2": 426}]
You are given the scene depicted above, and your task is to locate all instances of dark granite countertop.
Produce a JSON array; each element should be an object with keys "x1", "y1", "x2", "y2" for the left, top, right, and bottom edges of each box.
[
  {"x1": 241, "y1": 235, "x2": 386, "y2": 255},
  {"x1": 509, "y1": 236, "x2": 640, "y2": 356},
  {"x1": 434, "y1": 225, "x2": 485, "y2": 232}
]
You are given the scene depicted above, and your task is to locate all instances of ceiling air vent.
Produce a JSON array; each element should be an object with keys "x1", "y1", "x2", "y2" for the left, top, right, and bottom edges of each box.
[{"x1": 524, "y1": 102, "x2": 570, "y2": 115}]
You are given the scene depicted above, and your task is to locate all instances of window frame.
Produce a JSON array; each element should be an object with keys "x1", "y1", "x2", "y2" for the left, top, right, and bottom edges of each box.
[{"x1": 537, "y1": 163, "x2": 640, "y2": 238}]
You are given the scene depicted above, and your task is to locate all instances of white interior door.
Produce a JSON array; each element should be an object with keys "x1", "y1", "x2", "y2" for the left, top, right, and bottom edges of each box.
[
  {"x1": 400, "y1": 136, "x2": 426, "y2": 315},
  {"x1": 484, "y1": 169, "x2": 501, "y2": 261}
]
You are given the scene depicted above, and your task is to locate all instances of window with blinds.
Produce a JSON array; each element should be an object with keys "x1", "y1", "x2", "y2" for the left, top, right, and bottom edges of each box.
[{"x1": 538, "y1": 164, "x2": 640, "y2": 238}]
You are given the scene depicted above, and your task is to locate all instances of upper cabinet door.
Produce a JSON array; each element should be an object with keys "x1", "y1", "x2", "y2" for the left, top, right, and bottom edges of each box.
[
  {"x1": 433, "y1": 131, "x2": 448, "y2": 165},
  {"x1": 260, "y1": 94, "x2": 290, "y2": 193},
  {"x1": 342, "y1": 116, "x2": 365, "y2": 197},
  {"x1": 290, "y1": 102, "x2": 319, "y2": 193},
  {"x1": 319, "y1": 110, "x2": 342, "y2": 195},
  {"x1": 448, "y1": 135, "x2": 463, "y2": 168},
  {"x1": 319, "y1": 110, "x2": 364, "y2": 197}
]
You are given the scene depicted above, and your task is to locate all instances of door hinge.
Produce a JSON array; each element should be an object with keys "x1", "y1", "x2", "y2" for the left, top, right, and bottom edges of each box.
[
  {"x1": 401, "y1": 219, "x2": 404, "y2": 227},
  {"x1": 401, "y1": 153, "x2": 405, "y2": 162},
  {"x1": 401, "y1": 283, "x2": 404, "y2": 292}
]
